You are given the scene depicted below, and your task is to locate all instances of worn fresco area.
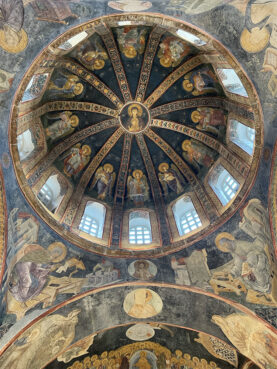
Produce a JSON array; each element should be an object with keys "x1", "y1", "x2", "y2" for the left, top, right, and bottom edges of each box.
[{"x1": 0, "y1": 1, "x2": 277, "y2": 369}]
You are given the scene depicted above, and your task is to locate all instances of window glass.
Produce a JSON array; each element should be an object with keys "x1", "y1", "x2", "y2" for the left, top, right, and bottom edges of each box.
[
  {"x1": 58, "y1": 31, "x2": 88, "y2": 50},
  {"x1": 17, "y1": 129, "x2": 35, "y2": 161},
  {"x1": 129, "y1": 211, "x2": 152, "y2": 244},
  {"x1": 173, "y1": 196, "x2": 202, "y2": 236},
  {"x1": 229, "y1": 119, "x2": 255, "y2": 155},
  {"x1": 21, "y1": 73, "x2": 49, "y2": 102},
  {"x1": 176, "y1": 29, "x2": 206, "y2": 46},
  {"x1": 37, "y1": 174, "x2": 66, "y2": 213},
  {"x1": 217, "y1": 68, "x2": 248, "y2": 97},
  {"x1": 208, "y1": 164, "x2": 239, "y2": 206},
  {"x1": 79, "y1": 202, "x2": 106, "y2": 239}
]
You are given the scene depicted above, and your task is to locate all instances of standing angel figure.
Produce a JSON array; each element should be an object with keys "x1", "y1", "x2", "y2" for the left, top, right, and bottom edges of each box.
[
  {"x1": 91, "y1": 163, "x2": 116, "y2": 201},
  {"x1": 158, "y1": 162, "x2": 185, "y2": 196},
  {"x1": 62, "y1": 144, "x2": 91, "y2": 177},
  {"x1": 182, "y1": 139, "x2": 214, "y2": 172},
  {"x1": 45, "y1": 111, "x2": 79, "y2": 141},
  {"x1": 127, "y1": 169, "x2": 149, "y2": 207}
]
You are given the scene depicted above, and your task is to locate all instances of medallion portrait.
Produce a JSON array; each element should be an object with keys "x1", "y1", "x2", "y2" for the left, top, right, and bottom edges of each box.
[
  {"x1": 123, "y1": 288, "x2": 163, "y2": 319},
  {"x1": 120, "y1": 103, "x2": 150, "y2": 133},
  {"x1": 126, "y1": 323, "x2": 155, "y2": 341},
  {"x1": 128, "y1": 260, "x2": 157, "y2": 280}
]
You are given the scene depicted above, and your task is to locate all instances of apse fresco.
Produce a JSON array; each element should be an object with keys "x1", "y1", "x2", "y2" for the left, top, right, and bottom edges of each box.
[{"x1": 0, "y1": 2, "x2": 277, "y2": 369}]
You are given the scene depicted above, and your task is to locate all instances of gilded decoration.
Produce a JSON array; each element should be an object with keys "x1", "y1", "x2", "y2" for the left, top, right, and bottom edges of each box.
[
  {"x1": 9, "y1": 13, "x2": 263, "y2": 257},
  {"x1": 67, "y1": 341, "x2": 223, "y2": 369}
]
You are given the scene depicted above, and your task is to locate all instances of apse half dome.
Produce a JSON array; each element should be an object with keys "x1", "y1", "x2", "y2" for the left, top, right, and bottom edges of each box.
[{"x1": 10, "y1": 13, "x2": 263, "y2": 257}]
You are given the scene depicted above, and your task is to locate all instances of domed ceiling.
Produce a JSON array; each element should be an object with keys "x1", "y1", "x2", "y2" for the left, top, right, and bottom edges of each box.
[
  {"x1": 1, "y1": 2, "x2": 277, "y2": 369},
  {"x1": 10, "y1": 13, "x2": 262, "y2": 257}
]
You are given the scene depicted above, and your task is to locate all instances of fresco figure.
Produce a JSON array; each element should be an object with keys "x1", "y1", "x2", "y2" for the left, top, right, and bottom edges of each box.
[
  {"x1": 158, "y1": 36, "x2": 190, "y2": 68},
  {"x1": 158, "y1": 162, "x2": 184, "y2": 195},
  {"x1": 91, "y1": 163, "x2": 116, "y2": 200},
  {"x1": 0, "y1": 0, "x2": 28, "y2": 53},
  {"x1": 127, "y1": 170, "x2": 149, "y2": 206},
  {"x1": 214, "y1": 232, "x2": 271, "y2": 293},
  {"x1": 63, "y1": 144, "x2": 91, "y2": 177},
  {"x1": 133, "y1": 260, "x2": 155, "y2": 280},
  {"x1": 124, "y1": 288, "x2": 163, "y2": 319},
  {"x1": 191, "y1": 108, "x2": 226, "y2": 135},
  {"x1": 212, "y1": 313, "x2": 277, "y2": 369},
  {"x1": 182, "y1": 139, "x2": 214, "y2": 171},
  {"x1": 135, "y1": 351, "x2": 151, "y2": 369},
  {"x1": 183, "y1": 69, "x2": 218, "y2": 96},
  {"x1": 116, "y1": 26, "x2": 147, "y2": 58},
  {"x1": 45, "y1": 111, "x2": 79, "y2": 141},
  {"x1": 47, "y1": 72, "x2": 84, "y2": 99},
  {"x1": 0, "y1": 68, "x2": 14, "y2": 93},
  {"x1": 29, "y1": 0, "x2": 79, "y2": 24},
  {"x1": 0, "y1": 310, "x2": 80, "y2": 369},
  {"x1": 76, "y1": 37, "x2": 108, "y2": 71},
  {"x1": 127, "y1": 104, "x2": 145, "y2": 132}
]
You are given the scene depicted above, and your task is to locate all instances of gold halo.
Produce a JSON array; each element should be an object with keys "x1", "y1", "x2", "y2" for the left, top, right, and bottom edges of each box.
[
  {"x1": 182, "y1": 78, "x2": 193, "y2": 92},
  {"x1": 93, "y1": 59, "x2": 105, "y2": 70},
  {"x1": 182, "y1": 140, "x2": 191, "y2": 151},
  {"x1": 82, "y1": 145, "x2": 91, "y2": 156},
  {"x1": 215, "y1": 232, "x2": 235, "y2": 253},
  {"x1": 128, "y1": 103, "x2": 143, "y2": 117},
  {"x1": 47, "y1": 242, "x2": 67, "y2": 263},
  {"x1": 70, "y1": 115, "x2": 79, "y2": 127},
  {"x1": 124, "y1": 46, "x2": 137, "y2": 59},
  {"x1": 240, "y1": 27, "x2": 270, "y2": 53},
  {"x1": 0, "y1": 28, "x2": 28, "y2": 54},
  {"x1": 191, "y1": 110, "x2": 201, "y2": 123},
  {"x1": 133, "y1": 169, "x2": 143, "y2": 178},
  {"x1": 74, "y1": 83, "x2": 84, "y2": 95},
  {"x1": 160, "y1": 56, "x2": 172, "y2": 68},
  {"x1": 104, "y1": 163, "x2": 113, "y2": 172},
  {"x1": 158, "y1": 162, "x2": 169, "y2": 173}
]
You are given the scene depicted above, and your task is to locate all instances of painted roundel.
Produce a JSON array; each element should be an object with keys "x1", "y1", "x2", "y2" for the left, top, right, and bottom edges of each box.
[{"x1": 10, "y1": 13, "x2": 263, "y2": 257}]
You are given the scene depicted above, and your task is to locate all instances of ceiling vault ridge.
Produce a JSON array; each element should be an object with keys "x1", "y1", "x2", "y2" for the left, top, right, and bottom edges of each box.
[
  {"x1": 51, "y1": 57, "x2": 124, "y2": 108},
  {"x1": 62, "y1": 127, "x2": 124, "y2": 226},
  {"x1": 144, "y1": 128, "x2": 218, "y2": 220},
  {"x1": 136, "y1": 133, "x2": 172, "y2": 245},
  {"x1": 150, "y1": 118, "x2": 250, "y2": 177},
  {"x1": 26, "y1": 118, "x2": 120, "y2": 186}
]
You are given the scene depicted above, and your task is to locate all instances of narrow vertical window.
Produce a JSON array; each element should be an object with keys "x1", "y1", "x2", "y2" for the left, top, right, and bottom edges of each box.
[
  {"x1": 79, "y1": 202, "x2": 106, "y2": 239},
  {"x1": 17, "y1": 129, "x2": 35, "y2": 161},
  {"x1": 129, "y1": 211, "x2": 152, "y2": 245},
  {"x1": 229, "y1": 119, "x2": 255, "y2": 155},
  {"x1": 173, "y1": 197, "x2": 202, "y2": 236},
  {"x1": 208, "y1": 165, "x2": 239, "y2": 206},
  {"x1": 217, "y1": 69, "x2": 248, "y2": 97},
  {"x1": 37, "y1": 174, "x2": 67, "y2": 213}
]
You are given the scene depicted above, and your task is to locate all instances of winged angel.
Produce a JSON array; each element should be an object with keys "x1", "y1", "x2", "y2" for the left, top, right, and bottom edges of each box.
[
  {"x1": 127, "y1": 169, "x2": 149, "y2": 207},
  {"x1": 91, "y1": 163, "x2": 116, "y2": 201},
  {"x1": 158, "y1": 162, "x2": 185, "y2": 196}
]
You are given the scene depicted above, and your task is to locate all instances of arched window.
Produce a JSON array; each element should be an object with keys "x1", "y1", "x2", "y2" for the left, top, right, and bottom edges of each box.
[
  {"x1": 21, "y1": 73, "x2": 49, "y2": 102},
  {"x1": 129, "y1": 211, "x2": 152, "y2": 245},
  {"x1": 37, "y1": 174, "x2": 67, "y2": 213},
  {"x1": 173, "y1": 197, "x2": 202, "y2": 236},
  {"x1": 17, "y1": 129, "x2": 35, "y2": 161},
  {"x1": 229, "y1": 119, "x2": 255, "y2": 155},
  {"x1": 58, "y1": 31, "x2": 88, "y2": 50},
  {"x1": 37, "y1": 183, "x2": 53, "y2": 208},
  {"x1": 79, "y1": 202, "x2": 106, "y2": 239},
  {"x1": 217, "y1": 68, "x2": 248, "y2": 97},
  {"x1": 208, "y1": 165, "x2": 239, "y2": 206},
  {"x1": 176, "y1": 29, "x2": 206, "y2": 46}
]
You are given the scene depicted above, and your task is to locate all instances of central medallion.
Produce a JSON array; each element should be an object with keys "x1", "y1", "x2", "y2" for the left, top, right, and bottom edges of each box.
[{"x1": 119, "y1": 102, "x2": 150, "y2": 133}]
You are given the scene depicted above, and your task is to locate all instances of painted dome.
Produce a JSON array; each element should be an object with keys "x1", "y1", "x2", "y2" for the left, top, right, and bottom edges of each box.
[{"x1": 10, "y1": 13, "x2": 263, "y2": 257}]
